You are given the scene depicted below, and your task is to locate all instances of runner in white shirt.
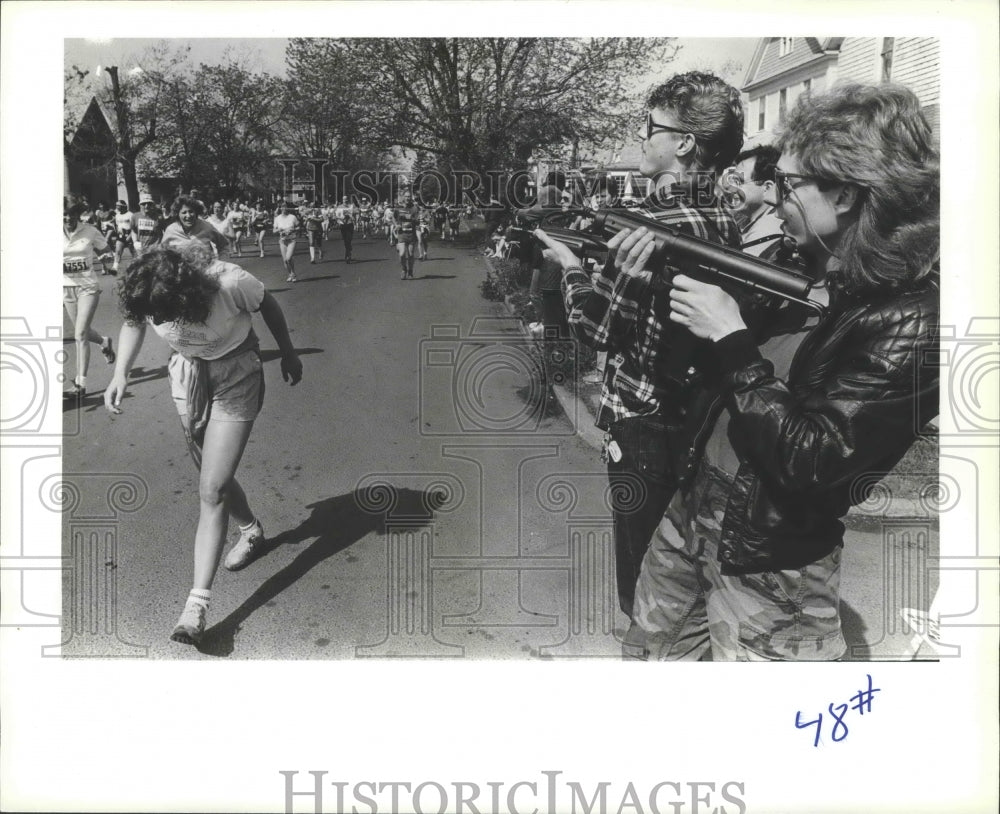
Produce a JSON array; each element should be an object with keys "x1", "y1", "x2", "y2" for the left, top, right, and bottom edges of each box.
[
  {"x1": 205, "y1": 201, "x2": 236, "y2": 257},
  {"x1": 271, "y1": 201, "x2": 301, "y2": 282},
  {"x1": 382, "y1": 205, "x2": 396, "y2": 245},
  {"x1": 228, "y1": 201, "x2": 249, "y2": 258},
  {"x1": 303, "y1": 203, "x2": 325, "y2": 264},
  {"x1": 63, "y1": 202, "x2": 116, "y2": 400},
  {"x1": 161, "y1": 196, "x2": 231, "y2": 256},
  {"x1": 250, "y1": 200, "x2": 270, "y2": 258},
  {"x1": 130, "y1": 196, "x2": 166, "y2": 255},
  {"x1": 112, "y1": 200, "x2": 135, "y2": 273},
  {"x1": 94, "y1": 201, "x2": 116, "y2": 274},
  {"x1": 334, "y1": 197, "x2": 355, "y2": 263},
  {"x1": 357, "y1": 197, "x2": 373, "y2": 239}
]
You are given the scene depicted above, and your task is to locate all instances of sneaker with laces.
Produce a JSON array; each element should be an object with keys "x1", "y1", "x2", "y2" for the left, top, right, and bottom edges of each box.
[
  {"x1": 224, "y1": 521, "x2": 265, "y2": 571},
  {"x1": 101, "y1": 337, "x2": 116, "y2": 365},
  {"x1": 170, "y1": 601, "x2": 207, "y2": 645}
]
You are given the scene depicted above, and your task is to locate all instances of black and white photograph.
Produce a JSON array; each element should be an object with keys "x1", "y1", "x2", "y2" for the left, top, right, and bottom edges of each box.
[{"x1": 2, "y1": 2, "x2": 997, "y2": 812}]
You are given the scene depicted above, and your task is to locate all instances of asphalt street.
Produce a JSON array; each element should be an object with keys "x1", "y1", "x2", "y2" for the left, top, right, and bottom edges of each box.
[{"x1": 59, "y1": 220, "x2": 936, "y2": 660}]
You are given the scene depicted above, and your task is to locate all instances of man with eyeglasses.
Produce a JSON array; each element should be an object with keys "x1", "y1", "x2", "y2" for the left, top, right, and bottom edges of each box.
[
  {"x1": 729, "y1": 144, "x2": 784, "y2": 258},
  {"x1": 538, "y1": 71, "x2": 744, "y2": 620},
  {"x1": 619, "y1": 83, "x2": 940, "y2": 661}
]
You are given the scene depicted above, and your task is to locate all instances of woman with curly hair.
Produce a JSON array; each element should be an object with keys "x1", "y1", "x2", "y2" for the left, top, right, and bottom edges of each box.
[
  {"x1": 161, "y1": 195, "x2": 231, "y2": 256},
  {"x1": 613, "y1": 83, "x2": 940, "y2": 660},
  {"x1": 63, "y1": 202, "x2": 117, "y2": 400},
  {"x1": 104, "y1": 243, "x2": 303, "y2": 645}
]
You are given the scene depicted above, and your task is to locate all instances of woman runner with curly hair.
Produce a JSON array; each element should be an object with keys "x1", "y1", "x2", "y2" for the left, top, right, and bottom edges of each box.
[{"x1": 105, "y1": 243, "x2": 303, "y2": 645}]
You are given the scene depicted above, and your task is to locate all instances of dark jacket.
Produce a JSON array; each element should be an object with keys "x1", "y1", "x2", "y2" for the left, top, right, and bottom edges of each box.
[{"x1": 677, "y1": 282, "x2": 939, "y2": 575}]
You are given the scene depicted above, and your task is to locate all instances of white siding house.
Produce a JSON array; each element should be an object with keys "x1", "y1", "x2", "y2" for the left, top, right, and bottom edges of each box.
[{"x1": 742, "y1": 37, "x2": 940, "y2": 147}]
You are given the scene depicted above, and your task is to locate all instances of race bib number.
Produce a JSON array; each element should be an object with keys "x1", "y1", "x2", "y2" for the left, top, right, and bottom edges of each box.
[{"x1": 63, "y1": 256, "x2": 90, "y2": 274}]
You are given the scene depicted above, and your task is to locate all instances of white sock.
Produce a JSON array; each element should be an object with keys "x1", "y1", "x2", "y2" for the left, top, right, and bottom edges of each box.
[
  {"x1": 188, "y1": 588, "x2": 211, "y2": 608},
  {"x1": 76, "y1": 375, "x2": 87, "y2": 389},
  {"x1": 238, "y1": 518, "x2": 259, "y2": 533}
]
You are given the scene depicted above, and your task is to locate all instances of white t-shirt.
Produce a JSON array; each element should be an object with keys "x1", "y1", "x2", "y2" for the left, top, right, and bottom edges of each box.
[
  {"x1": 272, "y1": 213, "x2": 299, "y2": 239},
  {"x1": 149, "y1": 262, "x2": 266, "y2": 360},
  {"x1": 63, "y1": 222, "x2": 108, "y2": 288},
  {"x1": 206, "y1": 214, "x2": 234, "y2": 238},
  {"x1": 115, "y1": 212, "x2": 133, "y2": 236},
  {"x1": 161, "y1": 219, "x2": 230, "y2": 254}
]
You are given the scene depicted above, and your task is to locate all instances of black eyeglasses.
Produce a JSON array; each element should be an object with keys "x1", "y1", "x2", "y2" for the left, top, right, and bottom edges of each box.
[
  {"x1": 772, "y1": 169, "x2": 829, "y2": 205},
  {"x1": 645, "y1": 112, "x2": 689, "y2": 141}
]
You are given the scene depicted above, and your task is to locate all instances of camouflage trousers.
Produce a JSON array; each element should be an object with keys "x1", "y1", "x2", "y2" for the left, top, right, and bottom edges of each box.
[{"x1": 624, "y1": 465, "x2": 847, "y2": 661}]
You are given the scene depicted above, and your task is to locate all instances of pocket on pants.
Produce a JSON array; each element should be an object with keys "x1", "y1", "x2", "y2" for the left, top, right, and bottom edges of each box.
[
  {"x1": 731, "y1": 547, "x2": 846, "y2": 661},
  {"x1": 736, "y1": 619, "x2": 846, "y2": 661},
  {"x1": 610, "y1": 416, "x2": 675, "y2": 486}
]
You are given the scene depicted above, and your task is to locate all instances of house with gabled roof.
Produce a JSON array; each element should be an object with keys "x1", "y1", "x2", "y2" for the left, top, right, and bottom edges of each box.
[
  {"x1": 64, "y1": 96, "x2": 123, "y2": 206},
  {"x1": 742, "y1": 37, "x2": 940, "y2": 148}
]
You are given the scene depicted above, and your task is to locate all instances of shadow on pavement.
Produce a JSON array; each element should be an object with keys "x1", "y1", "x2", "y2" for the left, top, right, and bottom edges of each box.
[
  {"x1": 259, "y1": 347, "x2": 324, "y2": 364},
  {"x1": 198, "y1": 485, "x2": 445, "y2": 657},
  {"x1": 62, "y1": 364, "x2": 169, "y2": 414},
  {"x1": 840, "y1": 601, "x2": 870, "y2": 660},
  {"x1": 409, "y1": 274, "x2": 457, "y2": 280},
  {"x1": 287, "y1": 275, "x2": 341, "y2": 284}
]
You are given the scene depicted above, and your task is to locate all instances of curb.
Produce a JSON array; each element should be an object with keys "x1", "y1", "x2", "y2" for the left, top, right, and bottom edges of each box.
[{"x1": 493, "y1": 276, "x2": 604, "y2": 452}]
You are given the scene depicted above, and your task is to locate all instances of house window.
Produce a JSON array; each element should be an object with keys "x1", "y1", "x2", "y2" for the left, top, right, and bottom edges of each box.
[
  {"x1": 779, "y1": 88, "x2": 788, "y2": 124},
  {"x1": 758, "y1": 96, "x2": 766, "y2": 131},
  {"x1": 881, "y1": 37, "x2": 895, "y2": 81},
  {"x1": 779, "y1": 37, "x2": 794, "y2": 57},
  {"x1": 803, "y1": 78, "x2": 812, "y2": 96}
]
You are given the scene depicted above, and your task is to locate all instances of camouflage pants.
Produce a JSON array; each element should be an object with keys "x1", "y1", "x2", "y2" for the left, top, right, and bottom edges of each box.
[{"x1": 624, "y1": 466, "x2": 847, "y2": 661}]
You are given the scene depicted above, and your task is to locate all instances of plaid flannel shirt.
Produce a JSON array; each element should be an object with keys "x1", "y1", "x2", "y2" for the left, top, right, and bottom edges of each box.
[{"x1": 562, "y1": 184, "x2": 741, "y2": 430}]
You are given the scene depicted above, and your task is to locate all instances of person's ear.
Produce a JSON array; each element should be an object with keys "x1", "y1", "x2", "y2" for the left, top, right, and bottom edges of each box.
[
  {"x1": 676, "y1": 132, "x2": 697, "y2": 161},
  {"x1": 833, "y1": 183, "x2": 861, "y2": 215}
]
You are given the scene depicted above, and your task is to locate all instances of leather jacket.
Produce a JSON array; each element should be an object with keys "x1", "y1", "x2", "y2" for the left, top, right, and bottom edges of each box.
[{"x1": 675, "y1": 282, "x2": 939, "y2": 575}]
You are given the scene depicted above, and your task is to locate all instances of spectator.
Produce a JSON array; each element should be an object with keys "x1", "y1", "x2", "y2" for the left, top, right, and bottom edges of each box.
[
  {"x1": 537, "y1": 71, "x2": 744, "y2": 618},
  {"x1": 729, "y1": 144, "x2": 784, "y2": 257}
]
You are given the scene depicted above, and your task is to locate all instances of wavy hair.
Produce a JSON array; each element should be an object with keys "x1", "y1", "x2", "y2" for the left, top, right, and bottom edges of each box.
[
  {"x1": 777, "y1": 83, "x2": 939, "y2": 294},
  {"x1": 171, "y1": 195, "x2": 205, "y2": 218},
  {"x1": 117, "y1": 245, "x2": 219, "y2": 326},
  {"x1": 647, "y1": 71, "x2": 745, "y2": 171}
]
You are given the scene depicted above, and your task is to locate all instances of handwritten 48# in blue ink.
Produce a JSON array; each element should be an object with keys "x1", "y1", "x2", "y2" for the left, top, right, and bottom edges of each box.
[{"x1": 795, "y1": 674, "x2": 881, "y2": 747}]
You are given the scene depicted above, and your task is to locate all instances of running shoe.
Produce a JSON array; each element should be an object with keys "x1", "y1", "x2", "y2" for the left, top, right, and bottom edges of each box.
[
  {"x1": 101, "y1": 337, "x2": 116, "y2": 365},
  {"x1": 170, "y1": 601, "x2": 206, "y2": 645},
  {"x1": 224, "y1": 520, "x2": 265, "y2": 571},
  {"x1": 63, "y1": 383, "x2": 85, "y2": 400},
  {"x1": 287, "y1": 274, "x2": 298, "y2": 283}
]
